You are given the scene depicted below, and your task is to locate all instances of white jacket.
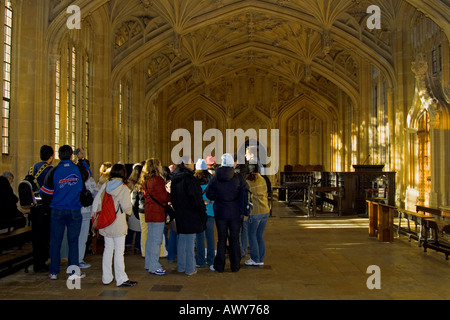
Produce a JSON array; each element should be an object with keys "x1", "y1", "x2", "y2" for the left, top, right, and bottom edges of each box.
[{"x1": 92, "y1": 178, "x2": 132, "y2": 238}]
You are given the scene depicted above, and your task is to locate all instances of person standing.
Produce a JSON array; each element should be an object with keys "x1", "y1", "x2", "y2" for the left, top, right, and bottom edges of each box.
[
  {"x1": 77, "y1": 162, "x2": 98, "y2": 269},
  {"x1": 170, "y1": 157, "x2": 207, "y2": 276},
  {"x1": 161, "y1": 165, "x2": 177, "y2": 262},
  {"x1": 206, "y1": 153, "x2": 248, "y2": 273},
  {"x1": 40, "y1": 145, "x2": 84, "y2": 280},
  {"x1": 28, "y1": 145, "x2": 54, "y2": 273},
  {"x1": 92, "y1": 163, "x2": 137, "y2": 287},
  {"x1": 244, "y1": 164, "x2": 270, "y2": 266},
  {"x1": 141, "y1": 158, "x2": 170, "y2": 275},
  {"x1": 193, "y1": 159, "x2": 215, "y2": 268},
  {"x1": 127, "y1": 163, "x2": 143, "y2": 255}
]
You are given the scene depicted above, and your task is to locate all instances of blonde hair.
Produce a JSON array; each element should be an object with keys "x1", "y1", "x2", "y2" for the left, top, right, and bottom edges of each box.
[
  {"x1": 138, "y1": 158, "x2": 161, "y2": 186},
  {"x1": 99, "y1": 162, "x2": 112, "y2": 176}
]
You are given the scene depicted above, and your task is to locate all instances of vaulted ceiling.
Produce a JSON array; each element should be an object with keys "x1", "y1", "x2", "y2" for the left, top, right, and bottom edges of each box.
[{"x1": 48, "y1": 0, "x2": 449, "y2": 108}]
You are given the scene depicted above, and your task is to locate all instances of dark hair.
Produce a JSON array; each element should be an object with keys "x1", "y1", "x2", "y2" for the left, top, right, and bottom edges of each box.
[
  {"x1": 128, "y1": 164, "x2": 143, "y2": 190},
  {"x1": 161, "y1": 166, "x2": 171, "y2": 181},
  {"x1": 110, "y1": 163, "x2": 128, "y2": 183},
  {"x1": 58, "y1": 145, "x2": 73, "y2": 160},
  {"x1": 194, "y1": 170, "x2": 211, "y2": 185},
  {"x1": 245, "y1": 164, "x2": 258, "y2": 182},
  {"x1": 40, "y1": 145, "x2": 54, "y2": 161}
]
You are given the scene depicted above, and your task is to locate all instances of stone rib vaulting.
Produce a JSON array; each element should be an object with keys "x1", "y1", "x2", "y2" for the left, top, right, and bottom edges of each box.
[{"x1": 1, "y1": 0, "x2": 450, "y2": 209}]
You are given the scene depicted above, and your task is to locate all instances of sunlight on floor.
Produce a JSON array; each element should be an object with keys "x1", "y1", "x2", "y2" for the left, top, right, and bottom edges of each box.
[{"x1": 296, "y1": 218, "x2": 368, "y2": 229}]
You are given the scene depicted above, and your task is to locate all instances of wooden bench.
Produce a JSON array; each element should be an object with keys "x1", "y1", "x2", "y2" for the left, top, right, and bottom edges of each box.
[
  {"x1": 396, "y1": 205, "x2": 450, "y2": 259},
  {"x1": 416, "y1": 205, "x2": 441, "y2": 216},
  {"x1": 422, "y1": 217, "x2": 450, "y2": 260},
  {"x1": 0, "y1": 224, "x2": 33, "y2": 278},
  {"x1": 367, "y1": 200, "x2": 396, "y2": 242},
  {"x1": 395, "y1": 208, "x2": 430, "y2": 245},
  {"x1": 0, "y1": 226, "x2": 32, "y2": 255},
  {"x1": 0, "y1": 216, "x2": 27, "y2": 233},
  {"x1": 0, "y1": 251, "x2": 33, "y2": 278}
]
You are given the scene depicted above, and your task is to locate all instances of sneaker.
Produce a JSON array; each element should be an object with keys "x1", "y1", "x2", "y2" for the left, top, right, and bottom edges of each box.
[
  {"x1": 119, "y1": 280, "x2": 137, "y2": 287},
  {"x1": 79, "y1": 261, "x2": 91, "y2": 269},
  {"x1": 186, "y1": 269, "x2": 197, "y2": 276},
  {"x1": 68, "y1": 272, "x2": 86, "y2": 281},
  {"x1": 149, "y1": 268, "x2": 166, "y2": 276},
  {"x1": 49, "y1": 273, "x2": 57, "y2": 280},
  {"x1": 209, "y1": 265, "x2": 216, "y2": 272},
  {"x1": 245, "y1": 258, "x2": 264, "y2": 266}
]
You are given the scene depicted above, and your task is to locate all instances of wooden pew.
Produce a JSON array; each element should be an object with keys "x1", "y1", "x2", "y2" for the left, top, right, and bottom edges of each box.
[{"x1": 367, "y1": 200, "x2": 396, "y2": 242}]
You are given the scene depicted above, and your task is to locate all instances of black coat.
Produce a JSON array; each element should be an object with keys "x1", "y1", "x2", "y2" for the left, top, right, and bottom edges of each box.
[
  {"x1": 170, "y1": 166, "x2": 207, "y2": 234},
  {"x1": 205, "y1": 166, "x2": 248, "y2": 221},
  {"x1": 0, "y1": 176, "x2": 23, "y2": 221}
]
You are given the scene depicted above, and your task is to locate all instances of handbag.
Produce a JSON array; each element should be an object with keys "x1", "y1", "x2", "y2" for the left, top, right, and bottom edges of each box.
[
  {"x1": 148, "y1": 193, "x2": 175, "y2": 223},
  {"x1": 80, "y1": 188, "x2": 94, "y2": 207}
]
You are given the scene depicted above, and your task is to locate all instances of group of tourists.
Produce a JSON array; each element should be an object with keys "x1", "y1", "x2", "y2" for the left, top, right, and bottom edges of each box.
[{"x1": 7, "y1": 144, "x2": 271, "y2": 288}]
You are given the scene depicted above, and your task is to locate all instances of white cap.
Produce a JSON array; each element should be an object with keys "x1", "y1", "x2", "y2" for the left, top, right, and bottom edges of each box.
[
  {"x1": 195, "y1": 159, "x2": 208, "y2": 170},
  {"x1": 221, "y1": 153, "x2": 234, "y2": 167}
]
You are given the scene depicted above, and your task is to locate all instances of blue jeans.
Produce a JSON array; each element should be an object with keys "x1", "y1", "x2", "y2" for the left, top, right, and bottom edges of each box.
[
  {"x1": 166, "y1": 229, "x2": 178, "y2": 262},
  {"x1": 177, "y1": 233, "x2": 196, "y2": 274},
  {"x1": 49, "y1": 208, "x2": 82, "y2": 275},
  {"x1": 247, "y1": 213, "x2": 269, "y2": 263},
  {"x1": 196, "y1": 215, "x2": 215, "y2": 266},
  {"x1": 145, "y1": 222, "x2": 165, "y2": 272}
]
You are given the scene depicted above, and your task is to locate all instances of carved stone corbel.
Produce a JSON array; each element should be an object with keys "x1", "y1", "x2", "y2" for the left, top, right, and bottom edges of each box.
[{"x1": 411, "y1": 59, "x2": 441, "y2": 128}]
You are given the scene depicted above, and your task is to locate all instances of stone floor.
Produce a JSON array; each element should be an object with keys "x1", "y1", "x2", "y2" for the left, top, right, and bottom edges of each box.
[{"x1": 0, "y1": 202, "x2": 449, "y2": 301}]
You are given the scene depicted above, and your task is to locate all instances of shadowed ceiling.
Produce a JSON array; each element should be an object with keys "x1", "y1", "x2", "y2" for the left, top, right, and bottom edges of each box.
[{"x1": 48, "y1": 0, "x2": 448, "y2": 110}]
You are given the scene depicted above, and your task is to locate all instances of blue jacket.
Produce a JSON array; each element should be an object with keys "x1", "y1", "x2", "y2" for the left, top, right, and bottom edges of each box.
[
  {"x1": 200, "y1": 184, "x2": 214, "y2": 217},
  {"x1": 40, "y1": 160, "x2": 83, "y2": 210}
]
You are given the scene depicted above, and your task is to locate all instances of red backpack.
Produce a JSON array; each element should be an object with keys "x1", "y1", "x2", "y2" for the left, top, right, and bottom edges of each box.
[{"x1": 92, "y1": 190, "x2": 122, "y2": 230}]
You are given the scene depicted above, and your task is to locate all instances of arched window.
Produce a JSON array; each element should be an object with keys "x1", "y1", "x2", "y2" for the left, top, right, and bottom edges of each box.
[
  {"x1": 1, "y1": 0, "x2": 12, "y2": 155},
  {"x1": 54, "y1": 41, "x2": 91, "y2": 158}
]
